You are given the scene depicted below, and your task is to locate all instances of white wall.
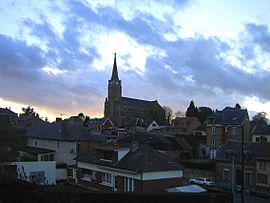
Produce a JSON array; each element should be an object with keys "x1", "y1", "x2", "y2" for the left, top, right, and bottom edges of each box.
[
  {"x1": 27, "y1": 138, "x2": 77, "y2": 165},
  {"x1": 56, "y1": 168, "x2": 67, "y2": 181},
  {"x1": 117, "y1": 148, "x2": 130, "y2": 161},
  {"x1": 142, "y1": 170, "x2": 183, "y2": 180},
  {"x1": 15, "y1": 161, "x2": 56, "y2": 185}
]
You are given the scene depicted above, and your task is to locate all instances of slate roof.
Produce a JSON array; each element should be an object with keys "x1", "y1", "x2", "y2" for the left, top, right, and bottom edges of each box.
[
  {"x1": 252, "y1": 125, "x2": 270, "y2": 135},
  {"x1": 216, "y1": 141, "x2": 260, "y2": 164},
  {"x1": 207, "y1": 107, "x2": 248, "y2": 125},
  {"x1": 255, "y1": 142, "x2": 270, "y2": 161},
  {"x1": 118, "y1": 132, "x2": 171, "y2": 146},
  {"x1": 18, "y1": 146, "x2": 55, "y2": 155},
  {"x1": 25, "y1": 122, "x2": 106, "y2": 142},
  {"x1": 125, "y1": 118, "x2": 146, "y2": 127},
  {"x1": 76, "y1": 144, "x2": 183, "y2": 172},
  {"x1": 122, "y1": 97, "x2": 158, "y2": 108},
  {"x1": 117, "y1": 145, "x2": 183, "y2": 172},
  {"x1": 0, "y1": 108, "x2": 18, "y2": 116}
]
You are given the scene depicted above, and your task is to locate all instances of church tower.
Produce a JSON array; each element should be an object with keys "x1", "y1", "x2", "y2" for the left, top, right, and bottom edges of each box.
[{"x1": 104, "y1": 53, "x2": 122, "y2": 120}]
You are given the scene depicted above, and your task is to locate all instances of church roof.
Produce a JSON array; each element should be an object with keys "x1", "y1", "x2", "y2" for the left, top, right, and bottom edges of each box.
[{"x1": 122, "y1": 97, "x2": 158, "y2": 108}]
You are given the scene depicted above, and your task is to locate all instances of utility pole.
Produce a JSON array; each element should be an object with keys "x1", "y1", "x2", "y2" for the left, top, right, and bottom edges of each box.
[
  {"x1": 232, "y1": 152, "x2": 235, "y2": 203},
  {"x1": 241, "y1": 125, "x2": 244, "y2": 203}
]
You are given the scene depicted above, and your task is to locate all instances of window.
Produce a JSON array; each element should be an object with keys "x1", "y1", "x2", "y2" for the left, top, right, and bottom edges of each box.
[
  {"x1": 102, "y1": 173, "x2": 112, "y2": 185},
  {"x1": 211, "y1": 127, "x2": 216, "y2": 135},
  {"x1": 257, "y1": 174, "x2": 267, "y2": 185},
  {"x1": 255, "y1": 137, "x2": 260, "y2": 142},
  {"x1": 91, "y1": 171, "x2": 96, "y2": 180},
  {"x1": 211, "y1": 137, "x2": 216, "y2": 146},
  {"x1": 82, "y1": 173, "x2": 91, "y2": 181},
  {"x1": 102, "y1": 151, "x2": 113, "y2": 161},
  {"x1": 259, "y1": 161, "x2": 267, "y2": 170},
  {"x1": 124, "y1": 177, "x2": 134, "y2": 192},
  {"x1": 232, "y1": 127, "x2": 237, "y2": 136},
  {"x1": 77, "y1": 143, "x2": 80, "y2": 152},
  {"x1": 224, "y1": 152, "x2": 230, "y2": 159},
  {"x1": 67, "y1": 168, "x2": 73, "y2": 177},
  {"x1": 34, "y1": 140, "x2": 37, "y2": 147},
  {"x1": 223, "y1": 169, "x2": 229, "y2": 181},
  {"x1": 244, "y1": 171, "x2": 251, "y2": 185},
  {"x1": 57, "y1": 142, "x2": 60, "y2": 148}
]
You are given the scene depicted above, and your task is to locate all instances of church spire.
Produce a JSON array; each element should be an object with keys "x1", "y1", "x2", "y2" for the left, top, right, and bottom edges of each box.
[{"x1": 111, "y1": 53, "x2": 119, "y2": 81}]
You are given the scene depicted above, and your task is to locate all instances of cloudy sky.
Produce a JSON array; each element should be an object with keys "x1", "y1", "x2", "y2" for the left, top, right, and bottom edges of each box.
[{"x1": 1, "y1": 0, "x2": 270, "y2": 121}]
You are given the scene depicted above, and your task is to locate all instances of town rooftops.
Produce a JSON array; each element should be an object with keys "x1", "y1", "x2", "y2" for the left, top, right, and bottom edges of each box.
[
  {"x1": 25, "y1": 122, "x2": 106, "y2": 142},
  {"x1": 216, "y1": 141, "x2": 260, "y2": 164},
  {"x1": 207, "y1": 107, "x2": 249, "y2": 125},
  {"x1": 76, "y1": 144, "x2": 183, "y2": 173},
  {"x1": 252, "y1": 125, "x2": 270, "y2": 135}
]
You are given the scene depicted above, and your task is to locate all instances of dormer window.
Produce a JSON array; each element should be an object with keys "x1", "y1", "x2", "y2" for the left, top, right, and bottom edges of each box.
[
  {"x1": 232, "y1": 117, "x2": 237, "y2": 121},
  {"x1": 101, "y1": 150, "x2": 113, "y2": 161}
]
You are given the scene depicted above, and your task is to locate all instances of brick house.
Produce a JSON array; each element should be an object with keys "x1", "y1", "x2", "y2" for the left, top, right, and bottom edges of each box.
[
  {"x1": 75, "y1": 143, "x2": 184, "y2": 192},
  {"x1": 216, "y1": 141, "x2": 260, "y2": 188},
  {"x1": 168, "y1": 117, "x2": 201, "y2": 135},
  {"x1": 255, "y1": 142, "x2": 270, "y2": 189},
  {"x1": 205, "y1": 106, "x2": 250, "y2": 159}
]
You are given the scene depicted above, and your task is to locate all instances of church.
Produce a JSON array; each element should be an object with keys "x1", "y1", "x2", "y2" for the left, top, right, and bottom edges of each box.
[{"x1": 104, "y1": 53, "x2": 166, "y2": 126}]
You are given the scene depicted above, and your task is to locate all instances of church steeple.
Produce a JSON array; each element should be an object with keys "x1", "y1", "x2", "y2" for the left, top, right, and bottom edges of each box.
[{"x1": 111, "y1": 53, "x2": 119, "y2": 81}]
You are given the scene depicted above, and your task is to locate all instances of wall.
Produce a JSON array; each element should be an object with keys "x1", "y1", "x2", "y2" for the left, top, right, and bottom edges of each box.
[
  {"x1": 27, "y1": 138, "x2": 76, "y2": 165},
  {"x1": 15, "y1": 161, "x2": 56, "y2": 185},
  {"x1": 256, "y1": 161, "x2": 270, "y2": 187},
  {"x1": 216, "y1": 162, "x2": 256, "y2": 187},
  {"x1": 252, "y1": 135, "x2": 270, "y2": 142},
  {"x1": 56, "y1": 168, "x2": 67, "y2": 181}
]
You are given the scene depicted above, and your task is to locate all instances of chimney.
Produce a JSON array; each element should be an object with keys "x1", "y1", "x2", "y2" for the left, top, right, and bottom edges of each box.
[{"x1": 56, "y1": 117, "x2": 62, "y2": 124}]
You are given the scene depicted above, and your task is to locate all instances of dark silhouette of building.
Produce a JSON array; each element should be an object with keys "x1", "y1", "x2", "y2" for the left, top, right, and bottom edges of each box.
[{"x1": 104, "y1": 53, "x2": 165, "y2": 126}]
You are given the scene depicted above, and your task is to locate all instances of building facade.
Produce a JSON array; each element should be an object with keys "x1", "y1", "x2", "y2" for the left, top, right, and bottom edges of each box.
[
  {"x1": 205, "y1": 106, "x2": 250, "y2": 159},
  {"x1": 104, "y1": 53, "x2": 166, "y2": 126}
]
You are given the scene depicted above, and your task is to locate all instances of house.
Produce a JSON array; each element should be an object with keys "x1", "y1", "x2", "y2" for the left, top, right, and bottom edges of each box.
[
  {"x1": 146, "y1": 120, "x2": 160, "y2": 132},
  {"x1": 117, "y1": 132, "x2": 171, "y2": 151},
  {"x1": 205, "y1": 106, "x2": 250, "y2": 159},
  {"x1": 0, "y1": 107, "x2": 18, "y2": 128},
  {"x1": 75, "y1": 143, "x2": 184, "y2": 192},
  {"x1": 17, "y1": 146, "x2": 55, "y2": 162},
  {"x1": 252, "y1": 125, "x2": 270, "y2": 143},
  {"x1": 18, "y1": 115, "x2": 44, "y2": 128},
  {"x1": 255, "y1": 142, "x2": 270, "y2": 189},
  {"x1": 123, "y1": 118, "x2": 147, "y2": 134},
  {"x1": 168, "y1": 117, "x2": 201, "y2": 135},
  {"x1": 165, "y1": 135, "x2": 193, "y2": 160},
  {"x1": 216, "y1": 141, "x2": 260, "y2": 188},
  {"x1": 25, "y1": 122, "x2": 106, "y2": 165},
  {"x1": 13, "y1": 161, "x2": 56, "y2": 185},
  {"x1": 86, "y1": 117, "x2": 115, "y2": 133}
]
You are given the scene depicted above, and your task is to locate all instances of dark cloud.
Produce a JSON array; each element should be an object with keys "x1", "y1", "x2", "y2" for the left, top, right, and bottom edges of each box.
[{"x1": 1, "y1": 0, "x2": 270, "y2": 117}]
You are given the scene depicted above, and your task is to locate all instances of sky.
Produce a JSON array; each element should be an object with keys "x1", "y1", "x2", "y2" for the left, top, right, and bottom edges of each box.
[{"x1": 1, "y1": 0, "x2": 270, "y2": 121}]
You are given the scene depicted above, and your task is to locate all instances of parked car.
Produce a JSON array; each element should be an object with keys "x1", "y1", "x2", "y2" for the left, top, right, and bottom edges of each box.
[
  {"x1": 218, "y1": 181, "x2": 241, "y2": 192},
  {"x1": 189, "y1": 177, "x2": 215, "y2": 187}
]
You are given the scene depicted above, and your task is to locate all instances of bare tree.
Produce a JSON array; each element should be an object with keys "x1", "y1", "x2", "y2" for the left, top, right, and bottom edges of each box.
[
  {"x1": 163, "y1": 106, "x2": 173, "y2": 125},
  {"x1": 174, "y1": 110, "x2": 184, "y2": 118}
]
